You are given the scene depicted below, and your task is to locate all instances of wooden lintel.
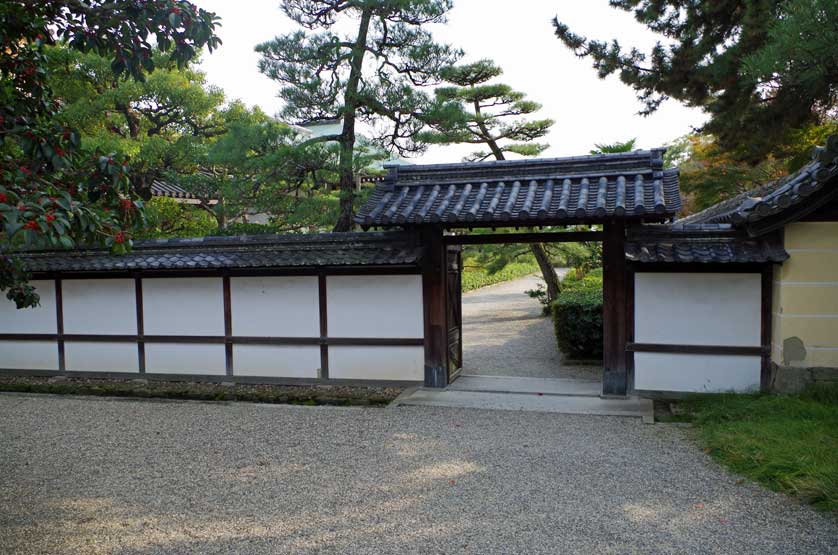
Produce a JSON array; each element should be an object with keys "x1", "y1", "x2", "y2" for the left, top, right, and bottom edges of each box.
[
  {"x1": 627, "y1": 343, "x2": 767, "y2": 356},
  {"x1": 442, "y1": 231, "x2": 603, "y2": 245}
]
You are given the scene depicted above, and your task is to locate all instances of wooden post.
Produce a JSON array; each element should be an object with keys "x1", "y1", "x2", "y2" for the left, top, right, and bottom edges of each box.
[
  {"x1": 421, "y1": 226, "x2": 447, "y2": 388},
  {"x1": 760, "y1": 265, "x2": 773, "y2": 392},
  {"x1": 602, "y1": 221, "x2": 628, "y2": 397}
]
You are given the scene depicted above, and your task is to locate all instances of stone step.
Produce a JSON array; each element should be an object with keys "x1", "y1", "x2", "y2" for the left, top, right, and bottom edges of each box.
[
  {"x1": 449, "y1": 374, "x2": 601, "y2": 397},
  {"x1": 393, "y1": 388, "x2": 653, "y2": 418}
]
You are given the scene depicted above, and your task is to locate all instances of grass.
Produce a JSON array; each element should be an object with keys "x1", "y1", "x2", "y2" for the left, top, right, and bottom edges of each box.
[
  {"x1": 461, "y1": 261, "x2": 540, "y2": 292},
  {"x1": 675, "y1": 384, "x2": 838, "y2": 512}
]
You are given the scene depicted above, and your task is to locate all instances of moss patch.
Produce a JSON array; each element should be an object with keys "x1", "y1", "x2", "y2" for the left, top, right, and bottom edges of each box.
[{"x1": 0, "y1": 375, "x2": 401, "y2": 407}]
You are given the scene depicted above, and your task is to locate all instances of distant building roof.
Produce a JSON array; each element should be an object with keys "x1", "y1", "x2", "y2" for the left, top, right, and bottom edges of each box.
[
  {"x1": 15, "y1": 232, "x2": 422, "y2": 274},
  {"x1": 356, "y1": 149, "x2": 681, "y2": 228}
]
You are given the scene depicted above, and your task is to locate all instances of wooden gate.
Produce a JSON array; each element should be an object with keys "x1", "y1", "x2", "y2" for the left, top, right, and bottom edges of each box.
[{"x1": 445, "y1": 245, "x2": 463, "y2": 382}]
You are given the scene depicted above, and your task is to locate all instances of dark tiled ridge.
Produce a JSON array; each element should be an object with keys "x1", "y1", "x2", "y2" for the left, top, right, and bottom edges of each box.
[
  {"x1": 680, "y1": 135, "x2": 838, "y2": 228},
  {"x1": 626, "y1": 224, "x2": 789, "y2": 264},
  {"x1": 14, "y1": 231, "x2": 422, "y2": 273},
  {"x1": 357, "y1": 150, "x2": 681, "y2": 226}
]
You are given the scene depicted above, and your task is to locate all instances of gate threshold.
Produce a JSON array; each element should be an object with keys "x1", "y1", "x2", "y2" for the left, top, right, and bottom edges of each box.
[{"x1": 391, "y1": 375, "x2": 653, "y2": 419}]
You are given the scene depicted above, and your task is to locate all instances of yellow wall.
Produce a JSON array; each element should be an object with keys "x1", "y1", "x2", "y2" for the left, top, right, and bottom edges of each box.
[{"x1": 772, "y1": 222, "x2": 838, "y2": 367}]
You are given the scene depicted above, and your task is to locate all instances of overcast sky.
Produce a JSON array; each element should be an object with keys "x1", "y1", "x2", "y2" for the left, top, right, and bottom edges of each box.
[{"x1": 193, "y1": 0, "x2": 707, "y2": 164}]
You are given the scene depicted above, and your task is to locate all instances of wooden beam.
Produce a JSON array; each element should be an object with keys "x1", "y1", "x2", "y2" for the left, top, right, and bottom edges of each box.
[
  {"x1": 761, "y1": 266, "x2": 773, "y2": 392},
  {"x1": 318, "y1": 273, "x2": 329, "y2": 379},
  {"x1": 421, "y1": 226, "x2": 448, "y2": 388},
  {"x1": 223, "y1": 275, "x2": 233, "y2": 376},
  {"x1": 135, "y1": 277, "x2": 145, "y2": 373},
  {"x1": 55, "y1": 278, "x2": 65, "y2": 372},
  {"x1": 602, "y1": 221, "x2": 628, "y2": 397},
  {"x1": 442, "y1": 230, "x2": 603, "y2": 245},
  {"x1": 626, "y1": 343, "x2": 766, "y2": 356}
]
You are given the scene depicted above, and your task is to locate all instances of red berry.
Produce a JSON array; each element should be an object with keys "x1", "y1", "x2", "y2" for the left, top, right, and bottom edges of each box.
[
  {"x1": 55, "y1": 147, "x2": 65, "y2": 157},
  {"x1": 45, "y1": 213, "x2": 56, "y2": 222},
  {"x1": 23, "y1": 220, "x2": 38, "y2": 231},
  {"x1": 114, "y1": 231, "x2": 126, "y2": 244},
  {"x1": 120, "y1": 199, "x2": 133, "y2": 211},
  {"x1": 0, "y1": 193, "x2": 7, "y2": 203}
]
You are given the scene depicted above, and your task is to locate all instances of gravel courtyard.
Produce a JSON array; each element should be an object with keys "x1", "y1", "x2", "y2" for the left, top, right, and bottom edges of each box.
[
  {"x1": 462, "y1": 270, "x2": 600, "y2": 380},
  {"x1": 1, "y1": 394, "x2": 835, "y2": 554}
]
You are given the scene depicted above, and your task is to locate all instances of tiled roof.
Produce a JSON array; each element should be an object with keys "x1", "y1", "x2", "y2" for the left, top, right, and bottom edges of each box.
[
  {"x1": 150, "y1": 178, "x2": 198, "y2": 199},
  {"x1": 679, "y1": 135, "x2": 838, "y2": 234},
  {"x1": 356, "y1": 150, "x2": 681, "y2": 227},
  {"x1": 626, "y1": 224, "x2": 788, "y2": 264},
  {"x1": 15, "y1": 232, "x2": 421, "y2": 274}
]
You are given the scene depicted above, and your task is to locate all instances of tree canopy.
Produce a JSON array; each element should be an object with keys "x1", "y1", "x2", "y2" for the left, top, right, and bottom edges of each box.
[
  {"x1": 554, "y1": 0, "x2": 838, "y2": 162},
  {"x1": 0, "y1": 0, "x2": 221, "y2": 307},
  {"x1": 256, "y1": 0, "x2": 461, "y2": 230}
]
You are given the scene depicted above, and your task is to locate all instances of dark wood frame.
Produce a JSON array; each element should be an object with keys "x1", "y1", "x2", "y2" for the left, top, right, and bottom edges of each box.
[
  {"x1": 627, "y1": 262, "x2": 775, "y2": 393},
  {"x1": 443, "y1": 230, "x2": 603, "y2": 245},
  {"x1": 2, "y1": 269, "x2": 424, "y2": 381}
]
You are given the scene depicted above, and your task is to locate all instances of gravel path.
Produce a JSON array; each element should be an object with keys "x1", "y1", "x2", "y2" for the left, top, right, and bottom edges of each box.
[
  {"x1": 1, "y1": 394, "x2": 835, "y2": 554},
  {"x1": 462, "y1": 271, "x2": 600, "y2": 380}
]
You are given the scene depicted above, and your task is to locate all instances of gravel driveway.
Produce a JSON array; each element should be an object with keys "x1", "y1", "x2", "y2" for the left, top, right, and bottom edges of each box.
[
  {"x1": 1, "y1": 394, "x2": 835, "y2": 554},
  {"x1": 462, "y1": 271, "x2": 600, "y2": 380}
]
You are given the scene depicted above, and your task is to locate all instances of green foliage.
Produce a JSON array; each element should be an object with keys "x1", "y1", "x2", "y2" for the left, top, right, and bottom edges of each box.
[
  {"x1": 664, "y1": 127, "x2": 837, "y2": 213},
  {"x1": 256, "y1": 0, "x2": 461, "y2": 230},
  {"x1": 419, "y1": 59, "x2": 554, "y2": 162},
  {"x1": 461, "y1": 261, "x2": 539, "y2": 293},
  {"x1": 554, "y1": 0, "x2": 838, "y2": 162},
  {"x1": 551, "y1": 284, "x2": 603, "y2": 360},
  {"x1": 681, "y1": 387, "x2": 838, "y2": 511},
  {"x1": 590, "y1": 139, "x2": 637, "y2": 154},
  {"x1": 136, "y1": 197, "x2": 217, "y2": 240},
  {"x1": 0, "y1": 1, "x2": 220, "y2": 307}
]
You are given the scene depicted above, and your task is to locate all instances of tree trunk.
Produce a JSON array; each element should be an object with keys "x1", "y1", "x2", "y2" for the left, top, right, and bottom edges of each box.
[
  {"x1": 333, "y1": 7, "x2": 372, "y2": 232},
  {"x1": 531, "y1": 242, "x2": 560, "y2": 304}
]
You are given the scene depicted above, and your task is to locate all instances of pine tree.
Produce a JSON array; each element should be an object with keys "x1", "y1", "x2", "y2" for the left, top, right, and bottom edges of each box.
[
  {"x1": 554, "y1": 0, "x2": 838, "y2": 162},
  {"x1": 257, "y1": 0, "x2": 461, "y2": 231},
  {"x1": 420, "y1": 59, "x2": 563, "y2": 305}
]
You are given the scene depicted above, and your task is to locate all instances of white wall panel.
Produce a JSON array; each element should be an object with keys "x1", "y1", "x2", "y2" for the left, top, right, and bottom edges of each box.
[
  {"x1": 635, "y1": 273, "x2": 760, "y2": 346},
  {"x1": 0, "y1": 341, "x2": 58, "y2": 370},
  {"x1": 62, "y1": 279, "x2": 136, "y2": 334},
  {"x1": 142, "y1": 278, "x2": 224, "y2": 336},
  {"x1": 65, "y1": 342, "x2": 138, "y2": 373},
  {"x1": 327, "y1": 275, "x2": 423, "y2": 338},
  {"x1": 0, "y1": 280, "x2": 56, "y2": 333},
  {"x1": 145, "y1": 343, "x2": 226, "y2": 375},
  {"x1": 233, "y1": 345, "x2": 319, "y2": 378},
  {"x1": 231, "y1": 276, "x2": 318, "y2": 337},
  {"x1": 634, "y1": 352, "x2": 761, "y2": 393},
  {"x1": 329, "y1": 346, "x2": 423, "y2": 381}
]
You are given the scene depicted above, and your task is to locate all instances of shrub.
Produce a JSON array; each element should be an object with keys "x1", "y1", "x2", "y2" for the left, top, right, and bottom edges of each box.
[
  {"x1": 552, "y1": 286, "x2": 603, "y2": 359},
  {"x1": 461, "y1": 261, "x2": 539, "y2": 292}
]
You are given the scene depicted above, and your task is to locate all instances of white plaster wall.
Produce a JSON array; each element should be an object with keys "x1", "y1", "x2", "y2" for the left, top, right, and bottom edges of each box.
[
  {"x1": 62, "y1": 279, "x2": 137, "y2": 334},
  {"x1": 328, "y1": 346, "x2": 423, "y2": 381},
  {"x1": 635, "y1": 273, "x2": 761, "y2": 346},
  {"x1": 64, "y1": 342, "x2": 138, "y2": 373},
  {"x1": 230, "y1": 277, "x2": 319, "y2": 337},
  {"x1": 233, "y1": 345, "x2": 320, "y2": 378},
  {"x1": 634, "y1": 352, "x2": 761, "y2": 393},
  {"x1": 0, "y1": 341, "x2": 58, "y2": 370},
  {"x1": 0, "y1": 280, "x2": 56, "y2": 333},
  {"x1": 145, "y1": 343, "x2": 226, "y2": 375},
  {"x1": 327, "y1": 275, "x2": 423, "y2": 338},
  {"x1": 142, "y1": 278, "x2": 224, "y2": 336}
]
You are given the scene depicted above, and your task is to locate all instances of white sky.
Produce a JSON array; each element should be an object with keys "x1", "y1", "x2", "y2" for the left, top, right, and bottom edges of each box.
[{"x1": 193, "y1": 0, "x2": 707, "y2": 164}]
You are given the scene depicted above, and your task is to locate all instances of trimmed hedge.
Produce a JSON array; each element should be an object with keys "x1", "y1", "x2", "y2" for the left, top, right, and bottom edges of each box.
[{"x1": 552, "y1": 271, "x2": 603, "y2": 359}]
